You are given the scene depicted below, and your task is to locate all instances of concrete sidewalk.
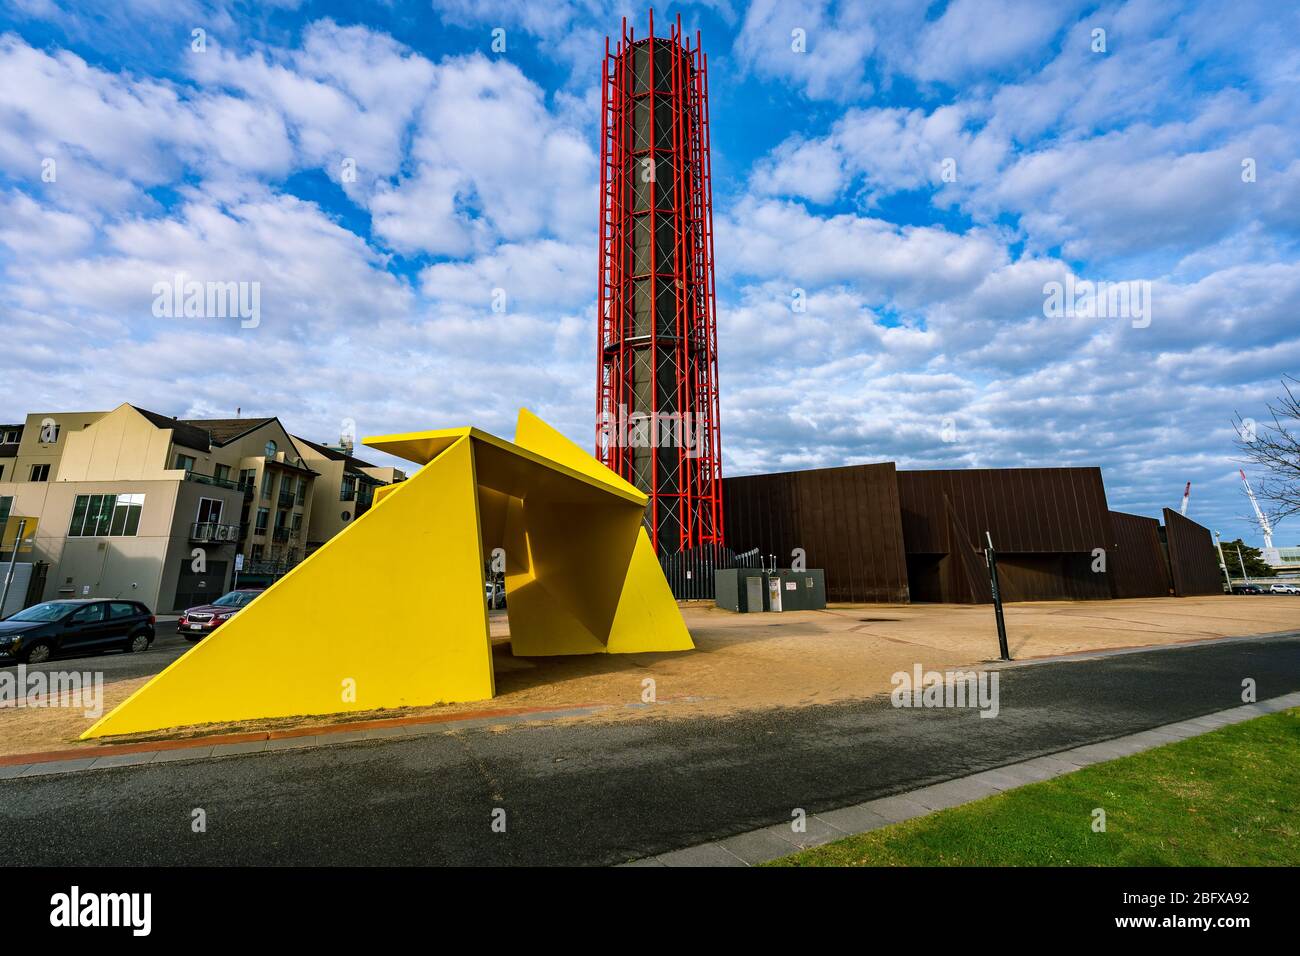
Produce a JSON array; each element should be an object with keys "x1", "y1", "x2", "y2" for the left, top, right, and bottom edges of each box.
[{"x1": 627, "y1": 690, "x2": 1300, "y2": 867}]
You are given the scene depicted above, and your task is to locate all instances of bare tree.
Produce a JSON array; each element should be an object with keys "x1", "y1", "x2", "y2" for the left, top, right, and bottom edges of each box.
[{"x1": 1235, "y1": 376, "x2": 1300, "y2": 523}]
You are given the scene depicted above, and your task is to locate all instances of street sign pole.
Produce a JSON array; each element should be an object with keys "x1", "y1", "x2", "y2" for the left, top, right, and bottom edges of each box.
[
  {"x1": 0, "y1": 518, "x2": 28, "y2": 618},
  {"x1": 985, "y1": 531, "x2": 1011, "y2": 661}
]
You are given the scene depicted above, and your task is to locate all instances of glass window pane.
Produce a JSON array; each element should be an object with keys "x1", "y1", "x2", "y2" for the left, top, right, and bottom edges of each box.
[
  {"x1": 124, "y1": 498, "x2": 143, "y2": 536},
  {"x1": 68, "y1": 495, "x2": 89, "y2": 536},
  {"x1": 94, "y1": 495, "x2": 117, "y2": 535},
  {"x1": 109, "y1": 502, "x2": 127, "y2": 536}
]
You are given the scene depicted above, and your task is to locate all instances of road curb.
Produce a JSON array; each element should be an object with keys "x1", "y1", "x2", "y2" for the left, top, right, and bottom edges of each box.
[{"x1": 624, "y1": 690, "x2": 1300, "y2": 867}]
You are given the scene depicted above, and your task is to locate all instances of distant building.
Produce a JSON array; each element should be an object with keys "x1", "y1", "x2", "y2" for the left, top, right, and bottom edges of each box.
[
  {"x1": 291, "y1": 435, "x2": 405, "y2": 555},
  {"x1": 1265, "y1": 545, "x2": 1300, "y2": 576},
  {"x1": 0, "y1": 404, "x2": 403, "y2": 612}
]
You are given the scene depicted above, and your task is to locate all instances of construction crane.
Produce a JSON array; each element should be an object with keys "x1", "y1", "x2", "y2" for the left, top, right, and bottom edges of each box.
[
  {"x1": 1239, "y1": 469, "x2": 1274, "y2": 549},
  {"x1": 1179, "y1": 481, "x2": 1191, "y2": 515}
]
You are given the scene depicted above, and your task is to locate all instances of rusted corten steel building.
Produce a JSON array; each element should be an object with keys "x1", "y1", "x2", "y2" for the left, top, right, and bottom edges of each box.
[
  {"x1": 1108, "y1": 510, "x2": 1171, "y2": 598},
  {"x1": 1162, "y1": 508, "x2": 1227, "y2": 596},
  {"x1": 723, "y1": 463, "x2": 1220, "y2": 604},
  {"x1": 724, "y1": 463, "x2": 909, "y2": 602}
]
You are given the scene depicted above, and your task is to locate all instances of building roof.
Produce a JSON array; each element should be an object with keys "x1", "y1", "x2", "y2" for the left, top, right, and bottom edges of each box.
[
  {"x1": 293, "y1": 435, "x2": 379, "y2": 471},
  {"x1": 177, "y1": 416, "x2": 277, "y2": 446},
  {"x1": 130, "y1": 406, "x2": 214, "y2": 452}
]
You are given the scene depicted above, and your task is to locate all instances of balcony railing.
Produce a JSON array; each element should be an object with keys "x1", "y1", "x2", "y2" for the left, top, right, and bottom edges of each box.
[
  {"x1": 271, "y1": 527, "x2": 295, "y2": 544},
  {"x1": 278, "y1": 492, "x2": 296, "y2": 508},
  {"x1": 184, "y1": 472, "x2": 241, "y2": 491},
  {"x1": 190, "y1": 522, "x2": 241, "y2": 543}
]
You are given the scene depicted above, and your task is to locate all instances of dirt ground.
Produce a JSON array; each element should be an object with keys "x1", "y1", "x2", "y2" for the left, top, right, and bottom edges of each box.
[{"x1": 2, "y1": 596, "x2": 1297, "y2": 756}]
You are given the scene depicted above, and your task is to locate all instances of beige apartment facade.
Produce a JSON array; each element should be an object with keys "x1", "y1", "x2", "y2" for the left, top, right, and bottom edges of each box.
[
  {"x1": 291, "y1": 436, "x2": 406, "y2": 552},
  {"x1": 1, "y1": 403, "x2": 402, "y2": 613}
]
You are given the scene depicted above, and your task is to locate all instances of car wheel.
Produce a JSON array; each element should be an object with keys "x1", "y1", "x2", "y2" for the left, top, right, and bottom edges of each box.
[
  {"x1": 126, "y1": 632, "x2": 152, "y2": 653},
  {"x1": 22, "y1": 641, "x2": 54, "y2": 665}
]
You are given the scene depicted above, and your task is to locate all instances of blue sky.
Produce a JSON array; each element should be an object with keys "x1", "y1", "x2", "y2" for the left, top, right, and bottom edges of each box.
[{"x1": 1, "y1": 0, "x2": 1298, "y2": 548}]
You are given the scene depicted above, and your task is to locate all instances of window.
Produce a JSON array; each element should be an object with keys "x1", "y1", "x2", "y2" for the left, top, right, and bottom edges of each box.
[
  {"x1": 39, "y1": 424, "x2": 60, "y2": 444},
  {"x1": 197, "y1": 497, "x2": 223, "y2": 524},
  {"x1": 264, "y1": 440, "x2": 277, "y2": 458},
  {"x1": 0, "y1": 465, "x2": 5, "y2": 481},
  {"x1": 251, "y1": 544, "x2": 263, "y2": 560},
  {"x1": 291, "y1": 512, "x2": 302, "y2": 533},
  {"x1": 29, "y1": 464, "x2": 50, "y2": 482},
  {"x1": 109, "y1": 602, "x2": 140, "y2": 620},
  {"x1": 275, "y1": 508, "x2": 287, "y2": 529},
  {"x1": 174, "y1": 453, "x2": 196, "y2": 473},
  {"x1": 340, "y1": 475, "x2": 356, "y2": 501},
  {"x1": 260, "y1": 470, "x2": 274, "y2": 499},
  {"x1": 295, "y1": 477, "x2": 305, "y2": 506},
  {"x1": 68, "y1": 493, "x2": 144, "y2": 537},
  {"x1": 238, "y1": 468, "x2": 256, "y2": 490},
  {"x1": 1, "y1": 429, "x2": 20, "y2": 443},
  {"x1": 69, "y1": 603, "x2": 106, "y2": 625},
  {"x1": 214, "y1": 464, "x2": 231, "y2": 483},
  {"x1": 0, "y1": 496, "x2": 11, "y2": 526},
  {"x1": 255, "y1": 507, "x2": 269, "y2": 534}
]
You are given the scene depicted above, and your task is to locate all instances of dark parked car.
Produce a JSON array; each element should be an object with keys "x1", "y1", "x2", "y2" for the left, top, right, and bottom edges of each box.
[
  {"x1": 178, "y1": 588, "x2": 263, "y2": 640},
  {"x1": 1230, "y1": 584, "x2": 1265, "y2": 595},
  {"x1": 0, "y1": 599, "x2": 156, "y2": 664}
]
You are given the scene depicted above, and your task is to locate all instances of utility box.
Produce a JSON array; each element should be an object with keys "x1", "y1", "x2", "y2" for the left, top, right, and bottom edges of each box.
[
  {"x1": 714, "y1": 568, "x2": 826, "y2": 612},
  {"x1": 773, "y1": 569, "x2": 826, "y2": 611}
]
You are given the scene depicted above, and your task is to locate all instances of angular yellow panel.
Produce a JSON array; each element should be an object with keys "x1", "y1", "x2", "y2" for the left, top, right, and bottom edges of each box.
[
  {"x1": 82, "y1": 435, "x2": 492, "y2": 739},
  {"x1": 607, "y1": 528, "x2": 695, "y2": 654},
  {"x1": 513, "y1": 407, "x2": 645, "y2": 502}
]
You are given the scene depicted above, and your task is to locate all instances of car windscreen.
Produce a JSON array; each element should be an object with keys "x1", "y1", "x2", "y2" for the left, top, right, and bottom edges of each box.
[
  {"x1": 6, "y1": 602, "x2": 74, "y2": 622},
  {"x1": 212, "y1": 592, "x2": 250, "y2": 607}
]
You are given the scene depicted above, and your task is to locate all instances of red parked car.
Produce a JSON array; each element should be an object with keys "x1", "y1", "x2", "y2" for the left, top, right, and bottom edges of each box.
[{"x1": 178, "y1": 589, "x2": 264, "y2": 640}]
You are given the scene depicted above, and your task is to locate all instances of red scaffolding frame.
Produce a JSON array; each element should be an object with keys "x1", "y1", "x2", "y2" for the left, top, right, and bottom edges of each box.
[{"x1": 596, "y1": 11, "x2": 724, "y2": 554}]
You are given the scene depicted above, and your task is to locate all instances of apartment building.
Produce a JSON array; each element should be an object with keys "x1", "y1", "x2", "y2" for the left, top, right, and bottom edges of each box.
[
  {"x1": 0, "y1": 403, "x2": 402, "y2": 612},
  {"x1": 291, "y1": 436, "x2": 405, "y2": 554}
]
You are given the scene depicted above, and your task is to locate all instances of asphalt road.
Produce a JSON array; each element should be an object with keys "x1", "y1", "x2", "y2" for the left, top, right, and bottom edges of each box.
[
  {"x1": 1, "y1": 629, "x2": 191, "y2": 681},
  {"x1": 4, "y1": 633, "x2": 1299, "y2": 866}
]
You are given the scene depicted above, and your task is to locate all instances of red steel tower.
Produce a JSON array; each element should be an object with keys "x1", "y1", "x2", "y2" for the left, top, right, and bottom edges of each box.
[{"x1": 596, "y1": 11, "x2": 723, "y2": 555}]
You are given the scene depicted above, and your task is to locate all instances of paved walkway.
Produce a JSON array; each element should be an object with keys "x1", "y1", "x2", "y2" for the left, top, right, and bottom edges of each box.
[{"x1": 630, "y1": 691, "x2": 1300, "y2": 866}]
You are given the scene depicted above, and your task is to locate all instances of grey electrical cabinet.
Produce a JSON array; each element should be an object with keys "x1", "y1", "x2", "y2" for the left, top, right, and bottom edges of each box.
[{"x1": 714, "y1": 568, "x2": 826, "y2": 612}]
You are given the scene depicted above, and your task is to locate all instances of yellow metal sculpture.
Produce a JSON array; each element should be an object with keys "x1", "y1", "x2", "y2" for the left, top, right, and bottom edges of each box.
[{"x1": 81, "y1": 409, "x2": 692, "y2": 739}]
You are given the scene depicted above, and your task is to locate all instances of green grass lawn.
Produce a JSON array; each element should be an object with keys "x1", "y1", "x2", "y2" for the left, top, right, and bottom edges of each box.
[{"x1": 768, "y1": 708, "x2": 1300, "y2": 866}]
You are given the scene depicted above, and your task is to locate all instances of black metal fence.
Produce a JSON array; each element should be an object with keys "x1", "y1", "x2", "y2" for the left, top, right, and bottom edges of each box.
[{"x1": 659, "y1": 544, "x2": 761, "y2": 600}]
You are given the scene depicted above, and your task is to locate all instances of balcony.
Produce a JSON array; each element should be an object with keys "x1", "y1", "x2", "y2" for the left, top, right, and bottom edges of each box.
[
  {"x1": 184, "y1": 472, "x2": 241, "y2": 492},
  {"x1": 190, "y1": 522, "x2": 241, "y2": 544},
  {"x1": 271, "y1": 527, "x2": 295, "y2": 544},
  {"x1": 278, "y1": 492, "x2": 296, "y2": 509}
]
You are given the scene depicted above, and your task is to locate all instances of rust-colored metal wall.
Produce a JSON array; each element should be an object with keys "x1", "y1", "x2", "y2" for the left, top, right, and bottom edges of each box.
[
  {"x1": 724, "y1": 462, "x2": 1194, "y2": 606},
  {"x1": 897, "y1": 468, "x2": 1112, "y2": 554},
  {"x1": 1109, "y1": 510, "x2": 1170, "y2": 598},
  {"x1": 722, "y1": 463, "x2": 909, "y2": 603},
  {"x1": 895, "y1": 467, "x2": 1114, "y2": 603},
  {"x1": 1162, "y1": 508, "x2": 1225, "y2": 596}
]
